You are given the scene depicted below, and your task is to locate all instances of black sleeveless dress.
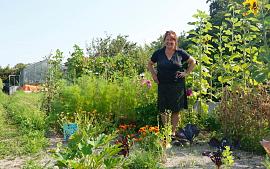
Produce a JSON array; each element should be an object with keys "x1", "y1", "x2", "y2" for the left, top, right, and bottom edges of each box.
[{"x1": 151, "y1": 47, "x2": 190, "y2": 113}]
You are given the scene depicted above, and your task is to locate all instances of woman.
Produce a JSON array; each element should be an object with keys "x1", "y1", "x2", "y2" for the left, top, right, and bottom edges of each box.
[{"x1": 148, "y1": 30, "x2": 196, "y2": 137}]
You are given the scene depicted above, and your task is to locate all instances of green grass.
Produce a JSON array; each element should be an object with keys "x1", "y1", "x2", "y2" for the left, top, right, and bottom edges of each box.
[
  {"x1": 6, "y1": 91, "x2": 46, "y2": 130},
  {"x1": 0, "y1": 91, "x2": 48, "y2": 159},
  {"x1": 0, "y1": 102, "x2": 25, "y2": 158}
]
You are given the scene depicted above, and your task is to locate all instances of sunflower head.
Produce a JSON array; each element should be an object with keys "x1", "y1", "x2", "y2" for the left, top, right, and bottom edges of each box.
[{"x1": 243, "y1": 0, "x2": 259, "y2": 15}]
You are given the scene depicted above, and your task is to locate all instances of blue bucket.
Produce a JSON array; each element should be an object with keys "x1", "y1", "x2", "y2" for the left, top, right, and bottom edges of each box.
[{"x1": 63, "y1": 123, "x2": 78, "y2": 141}]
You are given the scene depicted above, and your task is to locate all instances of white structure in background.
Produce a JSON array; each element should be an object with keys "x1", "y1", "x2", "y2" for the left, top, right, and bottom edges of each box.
[
  {"x1": 5, "y1": 59, "x2": 50, "y2": 95},
  {"x1": 8, "y1": 75, "x2": 20, "y2": 95},
  {"x1": 20, "y1": 59, "x2": 49, "y2": 85}
]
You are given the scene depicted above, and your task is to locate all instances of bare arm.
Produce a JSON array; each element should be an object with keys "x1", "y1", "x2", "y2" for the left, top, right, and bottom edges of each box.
[
  {"x1": 147, "y1": 60, "x2": 159, "y2": 84},
  {"x1": 185, "y1": 56, "x2": 196, "y2": 75}
]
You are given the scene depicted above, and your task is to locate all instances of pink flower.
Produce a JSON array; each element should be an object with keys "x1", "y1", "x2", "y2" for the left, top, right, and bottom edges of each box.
[
  {"x1": 186, "y1": 89, "x2": 192, "y2": 96},
  {"x1": 141, "y1": 79, "x2": 152, "y2": 89}
]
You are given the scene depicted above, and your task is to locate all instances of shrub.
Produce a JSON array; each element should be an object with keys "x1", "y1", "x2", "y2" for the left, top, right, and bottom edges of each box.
[
  {"x1": 50, "y1": 74, "x2": 158, "y2": 131},
  {"x1": 0, "y1": 78, "x2": 3, "y2": 90},
  {"x1": 218, "y1": 85, "x2": 270, "y2": 153}
]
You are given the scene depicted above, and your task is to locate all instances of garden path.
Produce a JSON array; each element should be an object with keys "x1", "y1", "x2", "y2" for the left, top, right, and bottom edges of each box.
[
  {"x1": 0, "y1": 134, "x2": 266, "y2": 168},
  {"x1": 165, "y1": 142, "x2": 265, "y2": 169}
]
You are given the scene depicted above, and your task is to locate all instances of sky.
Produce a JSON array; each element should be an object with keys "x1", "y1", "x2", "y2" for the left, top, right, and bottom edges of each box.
[{"x1": 0, "y1": 0, "x2": 209, "y2": 67}]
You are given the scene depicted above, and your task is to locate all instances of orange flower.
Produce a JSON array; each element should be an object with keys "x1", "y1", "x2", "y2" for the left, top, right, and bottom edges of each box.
[
  {"x1": 153, "y1": 126, "x2": 159, "y2": 133},
  {"x1": 119, "y1": 124, "x2": 128, "y2": 130},
  {"x1": 139, "y1": 127, "x2": 146, "y2": 133},
  {"x1": 134, "y1": 137, "x2": 143, "y2": 142},
  {"x1": 149, "y1": 127, "x2": 155, "y2": 132}
]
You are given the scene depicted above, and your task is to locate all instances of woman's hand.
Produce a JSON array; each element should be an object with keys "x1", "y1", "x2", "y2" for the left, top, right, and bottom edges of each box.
[
  {"x1": 152, "y1": 74, "x2": 159, "y2": 84},
  {"x1": 176, "y1": 71, "x2": 188, "y2": 78}
]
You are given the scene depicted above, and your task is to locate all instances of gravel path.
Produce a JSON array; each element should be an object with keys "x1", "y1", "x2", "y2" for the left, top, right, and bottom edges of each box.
[
  {"x1": 164, "y1": 142, "x2": 265, "y2": 169},
  {"x1": 0, "y1": 137, "x2": 266, "y2": 169}
]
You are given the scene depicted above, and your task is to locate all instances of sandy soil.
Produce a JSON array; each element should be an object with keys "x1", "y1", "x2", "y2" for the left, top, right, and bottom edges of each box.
[{"x1": 0, "y1": 137, "x2": 266, "y2": 169}]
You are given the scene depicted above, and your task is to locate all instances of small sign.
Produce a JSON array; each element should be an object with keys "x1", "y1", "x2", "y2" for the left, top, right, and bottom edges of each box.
[{"x1": 63, "y1": 123, "x2": 78, "y2": 141}]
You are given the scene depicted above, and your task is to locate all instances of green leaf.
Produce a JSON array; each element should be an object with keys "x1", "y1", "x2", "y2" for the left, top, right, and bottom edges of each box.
[
  {"x1": 218, "y1": 76, "x2": 233, "y2": 83},
  {"x1": 264, "y1": 16, "x2": 270, "y2": 26},
  {"x1": 249, "y1": 25, "x2": 260, "y2": 31},
  {"x1": 201, "y1": 55, "x2": 212, "y2": 64},
  {"x1": 253, "y1": 72, "x2": 268, "y2": 82},
  {"x1": 188, "y1": 30, "x2": 198, "y2": 35},
  {"x1": 247, "y1": 17, "x2": 259, "y2": 22},
  {"x1": 232, "y1": 65, "x2": 241, "y2": 72},
  {"x1": 222, "y1": 36, "x2": 229, "y2": 42},
  {"x1": 234, "y1": 21, "x2": 242, "y2": 27},
  {"x1": 264, "y1": 4, "x2": 270, "y2": 10},
  {"x1": 229, "y1": 53, "x2": 242, "y2": 61},
  {"x1": 224, "y1": 30, "x2": 232, "y2": 35}
]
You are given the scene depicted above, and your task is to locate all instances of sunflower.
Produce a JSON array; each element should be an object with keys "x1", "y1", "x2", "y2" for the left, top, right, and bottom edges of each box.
[{"x1": 243, "y1": 0, "x2": 259, "y2": 15}]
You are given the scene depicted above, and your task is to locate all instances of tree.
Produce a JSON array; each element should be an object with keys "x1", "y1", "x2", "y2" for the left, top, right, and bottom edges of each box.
[
  {"x1": 0, "y1": 63, "x2": 26, "y2": 83},
  {"x1": 86, "y1": 34, "x2": 138, "y2": 57}
]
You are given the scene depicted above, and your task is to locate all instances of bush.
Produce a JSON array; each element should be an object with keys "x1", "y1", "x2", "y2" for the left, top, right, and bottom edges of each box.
[
  {"x1": 0, "y1": 79, "x2": 3, "y2": 90},
  {"x1": 218, "y1": 85, "x2": 270, "y2": 153},
  {"x1": 50, "y1": 74, "x2": 157, "y2": 131}
]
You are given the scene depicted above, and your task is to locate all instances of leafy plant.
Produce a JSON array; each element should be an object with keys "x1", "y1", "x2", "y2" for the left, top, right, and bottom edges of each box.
[
  {"x1": 175, "y1": 124, "x2": 200, "y2": 145},
  {"x1": 137, "y1": 125, "x2": 163, "y2": 155},
  {"x1": 50, "y1": 74, "x2": 157, "y2": 131},
  {"x1": 53, "y1": 115, "x2": 123, "y2": 169},
  {"x1": 42, "y1": 49, "x2": 64, "y2": 114},
  {"x1": 208, "y1": 137, "x2": 240, "y2": 151},
  {"x1": 123, "y1": 150, "x2": 164, "y2": 169},
  {"x1": 218, "y1": 85, "x2": 270, "y2": 153},
  {"x1": 22, "y1": 160, "x2": 43, "y2": 169},
  {"x1": 261, "y1": 139, "x2": 270, "y2": 168},
  {"x1": 222, "y1": 146, "x2": 235, "y2": 168},
  {"x1": 263, "y1": 155, "x2": 270, "y2": 169},
  {"x1": 53, "y1": 129, "x2": 123, "y2": 169},
  {"x1": 202, "y1": 150, "x2": 222, "y2": 169},
  {"x1": 202, "y1": 146, "x2": 234, "y2": 169}
]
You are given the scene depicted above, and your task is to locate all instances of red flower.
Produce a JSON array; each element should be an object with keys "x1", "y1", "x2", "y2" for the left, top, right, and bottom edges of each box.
[{"x1": 186, "y1": 89, "x2": 193, "y2": 96}]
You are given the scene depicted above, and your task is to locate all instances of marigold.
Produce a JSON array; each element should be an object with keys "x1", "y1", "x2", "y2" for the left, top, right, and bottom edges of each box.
[
  {"x1": 139, "y1": 127, "x2": 146, "y2": 133},
  {"x1": 119, "y1": 124, "x2": 128, "y2": 130},
  {"x1": 149, "y1": 126, "x2": 159, "y2": 133}
]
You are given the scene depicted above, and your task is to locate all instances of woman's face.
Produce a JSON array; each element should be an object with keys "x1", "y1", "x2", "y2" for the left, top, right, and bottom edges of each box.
[{"x1": 164, "y1": 34, "x2": 176, "y2": 50}]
